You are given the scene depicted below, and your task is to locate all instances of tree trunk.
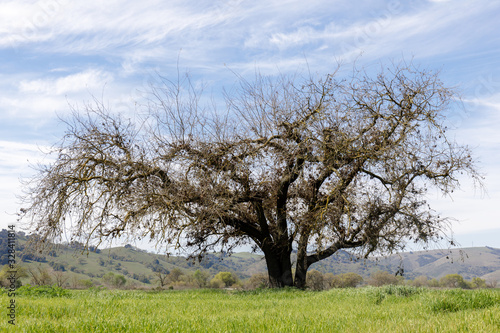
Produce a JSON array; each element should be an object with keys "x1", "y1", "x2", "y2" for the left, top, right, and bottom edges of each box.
[
  {"x1": 264, "y1": 246, "x2": 294, "y2": 288},
  {"x1": 294, "y1": 233, "x2": 310, "y2": 289},
  {"x1": 294, "y1": 257, "x2": 309, "y2": 289}
]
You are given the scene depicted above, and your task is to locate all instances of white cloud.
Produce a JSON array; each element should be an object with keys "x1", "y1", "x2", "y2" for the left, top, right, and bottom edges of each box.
[
  {"x1": 18, "y1": 69, "x2": 114, "y2": 95},
  {"x1": 1, "y1": 0, "x2": 500, "y2": 247},
  {"x1": 0, "y1": 69, "x2": 119, "y2": 121},
  {"x1": 430, "y1": 94, "x2": 500, "y2": 236},
  {"x1": 1, "y1": 0, "x2": 496, "y2": 77},
  {"x1": 261, "y1": 1, "x2": 489, "y2": 63},
  {"x1": 0, "y1": 0, "x2": 242, "y2": 51},
  {"x1": 0, "y1": 95, "x2": 67, "y2": 119},
  {"x1": 0, "y1": 140, "x2": 52, "y2": 230},
  {"x1": 0, "y1": 140, "x2": 50, "y2": 170},
  {"x1": 0, "y1": 0, "x2": 72, "y2": 47}
]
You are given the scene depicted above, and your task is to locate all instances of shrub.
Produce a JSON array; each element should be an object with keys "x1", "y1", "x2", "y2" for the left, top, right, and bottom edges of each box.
[
  {"x1": 168, "y1": 268, "x2": 184, "y2": 283},
  {"x1": 439, "y1": 274, "x2": 470, "y2": 289},
  {"x1": 306, "y1": 270, "x2": 324, "y2": 291},
  {"x1": 471, "y1": 277, "x2": 487, "y2": 289},
  {"x1": 246, "y1": 273, "x2": 270, "y2": 290},
  {"x1": 78, "y1": 279, "x2": 94, "y2": 289},
  {"x1": 330, "y1": 273, "x2": 363, "y2": 288},
  {"x1": 193, "y1": 270, "x2": 210, "y2": 288},
  {"x1": 209, "y1": 278, "x2": 225, "y2": 289},
  {"x1": 27, "y1": 266, "x2": 53, "y2": 286},
  {"x1": 114, "y1": 274, "x2": 127, "y2": 288},
  {"x1": 15, "y1": 284, "x2": 70, "y2": 297},
  {"x1": 0, "y1": 264, "x2": 27, "y2": 288},
  {"x1": 427, "y1": 278, "x2": 440, "y2": 288},
  {"x1": 102, "y1": 272, "x2": 127, "y2": 288},
  {"x1": 367, "y1": 271, "x2": 400, "y2": 287},
  {"x1": 411, "y1": 275, "x2": 428, "y2": 287},
  {"x1": 212, "y1": 272, "x2": 238, "y2": 288}
]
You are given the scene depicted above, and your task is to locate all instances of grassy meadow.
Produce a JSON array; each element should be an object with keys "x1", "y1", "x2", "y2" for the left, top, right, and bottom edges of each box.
[{"x1": 1, "y1": 286, "x2": 499, "y2": 332}]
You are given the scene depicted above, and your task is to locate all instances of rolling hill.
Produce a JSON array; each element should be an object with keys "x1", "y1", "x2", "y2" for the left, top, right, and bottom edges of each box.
[{"x1": 2, "y1": 230, "x2": 499, "y2": 286}]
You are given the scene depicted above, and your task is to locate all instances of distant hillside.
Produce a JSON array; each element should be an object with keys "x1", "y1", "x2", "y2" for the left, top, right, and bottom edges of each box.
[
  {"x1": 380, "y1": 246, "x2": 500, "y2": 281},
  {"x1": 3, "y1": 230, "x2": 499, "y2": 286},
  {"x1": 10, "y1": 235, "x2": 268, "y2": 286},
  {"x1": 309, "y1": 246, "x2": 500, "y2": 282}
]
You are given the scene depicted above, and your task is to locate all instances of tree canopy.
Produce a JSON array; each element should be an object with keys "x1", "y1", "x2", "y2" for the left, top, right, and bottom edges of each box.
[{"x1": 20, "y1": 63, "x2": 482, "y2": 288}]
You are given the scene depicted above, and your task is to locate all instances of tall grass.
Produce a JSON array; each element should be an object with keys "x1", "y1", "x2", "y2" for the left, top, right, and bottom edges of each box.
[
  {"x1": 1, "y1": 287, "x2": 499, "y2": 332},
  {"x1": 428, "y1": 289, "x2": 500, "y2": 312},
  {"x1": 368, "y1": 285, "x2": 424, "y2": 304}
]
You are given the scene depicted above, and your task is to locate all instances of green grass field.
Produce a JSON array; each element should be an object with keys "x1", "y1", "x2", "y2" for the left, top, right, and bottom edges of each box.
[{"x1": 2, "y1": 286, "x2": 499, "y2": 332}]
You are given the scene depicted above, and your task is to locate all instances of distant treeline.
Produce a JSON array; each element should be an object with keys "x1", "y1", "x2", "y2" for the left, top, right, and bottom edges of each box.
[{"x1": 1, "y1": 263, "x2": 497, "y2": 291}]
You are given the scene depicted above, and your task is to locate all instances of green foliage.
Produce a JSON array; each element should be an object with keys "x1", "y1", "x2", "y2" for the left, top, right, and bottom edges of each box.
[
  {"x1": 102, "y1": 272, "x2": 115, "y2": 286},
  {"x1": 0, "y1": 229, "x2": 27, "y2": 265},
  {"x1": 102, "y1": 272, "x2": 127, "y2": 288},
  {"x1": 209, "y1": 278, "x2": 225, "y2": 289},
  {"x1": 114, "y1": 274, "x2": 127, "y2": 287},
  {"x1": 409, "y1": 274, "x2": 489, "y2": 289},
  {"x1": 211, "y1": 272, "x2": 238, "y2": 288},
  {"x1": 429, "y1": 289, "x2": 500, "y2": 312},
  {"x1": 0, "y1": 264, "x2": 28, "y2": 288},
  {"x1": 7, "y1": 236, "x2": 500, "y2": 290},
  {"x1": 439, "y1": 274, "x2": 470, "y2": 289},
  {"x1": 1, "y1": 288, "x2": 498, "y2": 332},
  {"x1": 15, "y1": 284, "x2": 70, "y2": 297},
  {"x1": 471, "y1": 277, "x2": 487, "y2": 289},
  {"x1": 371, "y1": 285, "x2": 423, "y2": 304},
  {"x1": 78, "y1": 279, "x2": 94, "y2": 289},
  {"x1": 88, "y1": 285, "x2": 107, "y2": 294},
  {"x1": 193, "y1": 270, "x2": 209, "y2": 288},
  {"x1": 427, "y1": 278, "x2": 440, "y2": 288}
]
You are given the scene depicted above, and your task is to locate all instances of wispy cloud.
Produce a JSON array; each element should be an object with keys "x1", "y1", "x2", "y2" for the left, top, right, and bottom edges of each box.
[
  {"x1": 1, "y1": 0, "x2": 499, "y2": 246},
  {"x1": 0, "y1": 69, "x2": 116, "y2": 121},
  {"x1": 0, "y1": 140, "x2": 52, "y2": 220},
  {"x1": 2, "y1": 0, "x2": 497, "y2": 75},
  {"x1": 0, "y1": 140, "x2": 49, "y2": 170},
  {"x1": 2, "y1": 1, "x2": 242, "y2": 51},
  {"x1": 18, "y1": 69, "x2": 113, "y2": 95}
]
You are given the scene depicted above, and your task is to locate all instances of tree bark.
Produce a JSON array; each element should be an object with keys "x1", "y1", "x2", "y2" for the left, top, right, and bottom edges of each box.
[
  {"x1": 294, "y1": 232, "x2": 310, "y2": 289},
  {"x1": 294, "y1": 261, "x2": 308, "y2": 289},
  {"x1": 263, "y1": 245, "x2": 294, "y2": 288}
]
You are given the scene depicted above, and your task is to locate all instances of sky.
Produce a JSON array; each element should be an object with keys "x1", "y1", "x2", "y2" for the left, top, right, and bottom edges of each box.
[{"x1": 0, "y1": 0, "x2": 499, "y2": 252}]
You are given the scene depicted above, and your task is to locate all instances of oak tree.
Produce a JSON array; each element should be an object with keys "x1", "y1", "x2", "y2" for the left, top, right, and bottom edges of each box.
[{"x1": 20, "y1": 63, "x2": 481, "y2": 288}]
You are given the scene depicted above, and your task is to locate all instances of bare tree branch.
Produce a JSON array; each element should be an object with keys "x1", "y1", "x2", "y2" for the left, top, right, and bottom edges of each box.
[{"x1": 19, "y1": 62, "x2": 483, "y2": 288}]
